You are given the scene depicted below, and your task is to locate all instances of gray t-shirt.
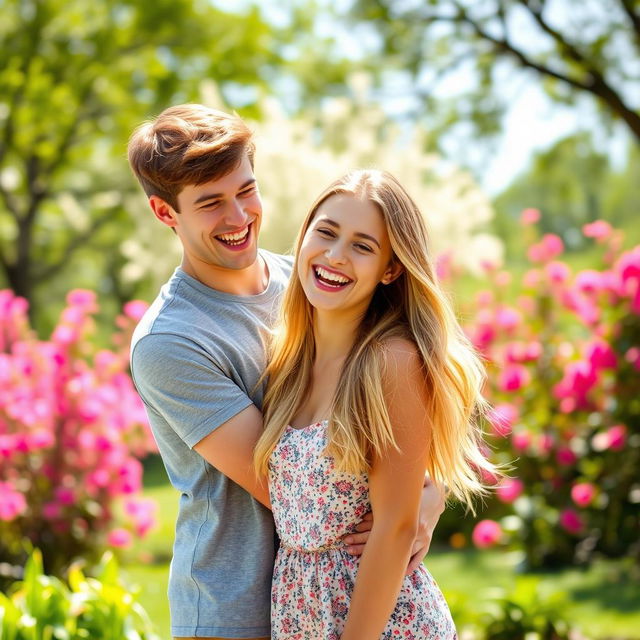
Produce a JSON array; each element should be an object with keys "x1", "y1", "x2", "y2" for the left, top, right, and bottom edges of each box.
[{"x1": 130, "y1": 249, "x2": 293, "y2": 638}]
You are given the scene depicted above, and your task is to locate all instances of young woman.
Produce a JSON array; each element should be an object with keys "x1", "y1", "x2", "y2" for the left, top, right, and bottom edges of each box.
[{"x1": 254, "y1": 170, "x2": 499, "y2": 639}]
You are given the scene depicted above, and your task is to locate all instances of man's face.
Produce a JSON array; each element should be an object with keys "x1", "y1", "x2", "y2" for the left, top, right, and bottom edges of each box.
[{"x1": 172, "y1": 154, "x2": 263, "y2": 273}]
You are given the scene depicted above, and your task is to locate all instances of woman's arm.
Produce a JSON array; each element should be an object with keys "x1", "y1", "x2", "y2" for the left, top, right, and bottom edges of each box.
[{"x1": 340, "y1": 339, "x2": 432, "y2": 640}]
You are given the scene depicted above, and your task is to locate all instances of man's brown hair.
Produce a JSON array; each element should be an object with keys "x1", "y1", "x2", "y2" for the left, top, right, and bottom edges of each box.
[{"x1": 127, "y1": 104, "x2": 255, "y2": 211}]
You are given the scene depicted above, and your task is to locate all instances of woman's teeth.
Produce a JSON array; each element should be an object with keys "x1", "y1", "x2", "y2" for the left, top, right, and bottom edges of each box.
[
  {"x1": 218, "y1": 227, "x2": 249, "y2": 245},
  {"x1": 314, "y1": 266, "x2": 351, "y2": 286}
]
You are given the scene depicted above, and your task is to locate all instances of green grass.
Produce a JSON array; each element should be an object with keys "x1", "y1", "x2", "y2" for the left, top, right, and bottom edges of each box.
[{"x1": 122, "y1": 457, "x2": 640, "y2": 640}]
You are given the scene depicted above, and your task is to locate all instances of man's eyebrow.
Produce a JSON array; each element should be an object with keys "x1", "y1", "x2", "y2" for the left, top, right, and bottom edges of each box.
[
  {"x1": 193, "y1": 178, "x2": 256, "y2": 206},
  {"x1": 316, "y1": 217, "x2": 381, "y2": 249}
]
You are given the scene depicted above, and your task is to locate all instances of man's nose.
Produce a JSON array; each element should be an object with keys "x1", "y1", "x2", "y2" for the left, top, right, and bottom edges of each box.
[{"x1": 225, "y1": 198, "x2": 250, "y2": 227}]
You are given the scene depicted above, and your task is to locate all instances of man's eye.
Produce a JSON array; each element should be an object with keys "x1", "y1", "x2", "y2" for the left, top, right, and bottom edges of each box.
[{"x1": 239, "y1": 187, "x2": 256, "y2": 197}]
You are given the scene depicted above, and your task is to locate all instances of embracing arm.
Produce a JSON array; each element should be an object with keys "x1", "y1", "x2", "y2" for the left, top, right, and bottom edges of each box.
[
  {"x1": 194, "y1": 404, "x2": 271, "y2": 509},
  {"x1": 341, "y1": 340, "x2": 432, "y2": 640},
  {"x1": 131, "y1": 333, "x2": 271, "y2": 509}
]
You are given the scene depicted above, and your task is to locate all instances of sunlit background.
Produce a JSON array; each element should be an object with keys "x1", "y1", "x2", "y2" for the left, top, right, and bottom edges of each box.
[{"x1": 1, "y1": 1, "x2": 638, "y2": 638}]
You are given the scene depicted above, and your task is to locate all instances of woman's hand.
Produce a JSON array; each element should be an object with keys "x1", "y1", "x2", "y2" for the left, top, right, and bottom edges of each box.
[{"x1": 406, "y1": 477, "x2": 445, "y2": 573}]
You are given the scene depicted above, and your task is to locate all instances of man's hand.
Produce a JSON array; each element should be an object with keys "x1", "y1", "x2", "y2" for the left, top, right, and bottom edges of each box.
[
  {"x1": 342, "y1": 478, "x2": 445, "y2": 567},
  {"x1": 406, "y1": 477, "x2": 445, "y2": 574}
]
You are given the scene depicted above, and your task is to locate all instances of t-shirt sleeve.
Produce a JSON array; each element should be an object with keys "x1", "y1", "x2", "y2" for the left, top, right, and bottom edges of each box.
[{"x1": 130, "y1": 333, "x2": 254, "y2": 448}]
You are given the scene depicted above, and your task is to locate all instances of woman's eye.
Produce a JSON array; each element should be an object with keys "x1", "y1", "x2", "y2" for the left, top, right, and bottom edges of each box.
[
  {"x1": 355, "y1": 243, "x2": 373, "y2": 252},
  {"x1": 317, "y1": 228, "x2": 334, "y2": 237}
]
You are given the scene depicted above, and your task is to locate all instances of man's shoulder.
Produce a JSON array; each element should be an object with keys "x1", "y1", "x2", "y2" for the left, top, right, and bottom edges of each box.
[{"x1": 261, "y1": 249, "x2": 294, "y2": 276}]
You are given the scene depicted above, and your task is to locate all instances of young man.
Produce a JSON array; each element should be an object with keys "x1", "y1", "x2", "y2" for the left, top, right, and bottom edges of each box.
[{"x1": 127, "y1": 104, "x2": 444, "y2": 640}]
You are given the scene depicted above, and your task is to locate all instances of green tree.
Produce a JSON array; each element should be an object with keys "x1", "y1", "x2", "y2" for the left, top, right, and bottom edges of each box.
[
  {"x1": 492, "y1": 133, "x2": 639, "y2": 259},
  {"x1": 0, "y1": 0, "x2": 284, "y2": 321},
  {"x1": 348, "y1": 0, "x2": 640, "y2": 143}
]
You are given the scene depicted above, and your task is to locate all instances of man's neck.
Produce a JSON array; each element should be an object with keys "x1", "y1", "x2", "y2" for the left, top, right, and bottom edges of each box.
[{"x1": 181, "y1": 254, "x2": 269, "y2": 296}]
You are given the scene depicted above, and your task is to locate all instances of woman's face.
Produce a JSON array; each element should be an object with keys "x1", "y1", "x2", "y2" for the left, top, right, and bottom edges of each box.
[{"x1": 297, "y1": 193, "x2": 395, "y2": 318}]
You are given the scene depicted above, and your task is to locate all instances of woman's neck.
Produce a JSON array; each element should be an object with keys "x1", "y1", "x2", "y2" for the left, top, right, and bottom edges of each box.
[{"x1": 312, "y1": 310, "x2": 361, "y2": 365}]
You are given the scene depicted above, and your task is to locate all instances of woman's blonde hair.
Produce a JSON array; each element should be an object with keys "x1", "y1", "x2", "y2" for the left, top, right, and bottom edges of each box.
[{"x1": 254, "y1": 169, "x2": 498, "y2": 510}]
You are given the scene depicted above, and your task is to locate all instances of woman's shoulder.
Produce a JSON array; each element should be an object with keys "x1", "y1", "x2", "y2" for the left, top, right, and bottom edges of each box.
[{"x1": 380, "y1": 335, "x2": 424, "y2": 381}]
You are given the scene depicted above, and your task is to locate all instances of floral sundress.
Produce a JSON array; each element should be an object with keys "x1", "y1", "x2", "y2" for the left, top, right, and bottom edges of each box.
[{"x1": 268, "y1": 419, "x2": 457, "y2": 639}]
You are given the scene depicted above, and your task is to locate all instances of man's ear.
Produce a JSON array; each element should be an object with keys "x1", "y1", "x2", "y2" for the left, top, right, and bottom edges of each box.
[
  {"x1": 380, "y1": 260, "x2": 404, "y2": 285},
  {"x1": 149, "y1": 195, "x2": 178, "y2": 229}
]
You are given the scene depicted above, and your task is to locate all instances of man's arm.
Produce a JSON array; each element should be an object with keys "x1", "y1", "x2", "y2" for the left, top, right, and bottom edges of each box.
[
  {"x1": 132, "y1": 333, "x2": 270, "y2": 507},
  {"x1": 193, "y1": 404, "x2": 271, "y2": 508}
]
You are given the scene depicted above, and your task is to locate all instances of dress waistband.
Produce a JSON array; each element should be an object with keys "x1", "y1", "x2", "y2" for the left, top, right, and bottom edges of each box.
[{"x1": 279, "y1": 540, "x2": 345, "y2": 553}]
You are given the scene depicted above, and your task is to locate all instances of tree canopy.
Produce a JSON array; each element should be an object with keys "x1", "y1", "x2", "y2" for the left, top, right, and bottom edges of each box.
[
  {"x1": 0, "y1": 0, "x2": 290, "y2": 318},
  {"x1": 348, "y1": 0, "x2": 640, "y2": 143}
]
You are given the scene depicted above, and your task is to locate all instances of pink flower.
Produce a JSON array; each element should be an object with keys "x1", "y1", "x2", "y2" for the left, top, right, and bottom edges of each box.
[
  {"x1": 625, "y1": 347, "x2": 640, "y2": 371},
  {"x1": 571, "y1": 482, "x2": 595, "y2": 507},
  {"x1": 584, "y1": 340, "x2": 617, "y2": 371},
  {"x1": 538, "y1": 433, "x2": 554, "y2": 455},
  {"x1": 528, "y1": 234, "x2": 564, "y2": 263},
  {"x1": 511, "y1": 430, "x2": 532, "y2": 452},
  {"x1": 556, "y1": 446, "x2": 577, "y2": 466},
  {"x1": 435, "y1": 252, "x2": 453, "y2": 281},
  {"x1": 495, "y1": 307, "x2": 521, "y2": 332},
  {"x1": 496, "y1": 478, "x2": 524, "y2": 503},
  {"x1": 498, "y1": 365, "x2": 530, "y2": 392},
  {"x1": 107, "y1": 528, "x2": 132, "y2": 548},
  {"x1": 487, "y1": 403, "x2": 519, "y2": 437},
  {"x1": 553, "y1": 360, "x2": 598, "y2": 408},
  {"x1": 0, "y1": 482, "x2": 27, "y2": 521},
  {"x1": 583, "y1": 220, "x2": 612, "y2": 240},
  {"x1": 541, "y1": 234, "x2": 564, "y2": 259},
  {"x1": 472, "y1": 520, "x2": 502, "y2": 548},
  {"x1": 123, "y1": 300, "x2": 149, "y2": 322},
  {"x1": 66, "y1": 289, "x2": 97, "y2": 310},
  {"x1": 616, "y1": 247, "x2": 640, "y2": 313},
  {"x1": 575, "y1": 270, "x2": 602, "y2": 295},
  {"x1": 559, "y1": 508, "x2": 584, "y2": 535},
  {"x1": 520, "y1": 208, "x2": 541, "y2": 225},
  {"x1": 475, "y1": 290, "x2": 494, "y2": 307},
  {"x1": 52, "y1": 325, "x2": 79, "y2": 345},
  {"x1": 545, "y1": 261, "x2": 570, "y2": 284},
  {"x1": 607, "y1": 424, "x2": 627, "y2": 451}
]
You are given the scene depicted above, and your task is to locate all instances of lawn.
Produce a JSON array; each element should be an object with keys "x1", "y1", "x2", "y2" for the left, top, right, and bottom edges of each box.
[{"x1": 121, "y1": 457, "x2": 640, "y2": 640}]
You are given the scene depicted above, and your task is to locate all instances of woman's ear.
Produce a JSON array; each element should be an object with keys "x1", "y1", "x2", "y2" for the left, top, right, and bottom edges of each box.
[{"x1": 380, "y1": 260, "x2": 404, "y2": 285}]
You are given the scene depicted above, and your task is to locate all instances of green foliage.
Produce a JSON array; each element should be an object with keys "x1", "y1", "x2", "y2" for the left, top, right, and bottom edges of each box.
[
  {"x1": 0, "y1": 0, "x2": 287, "y2": 328},
  {"x1": 493, "y1": 134, "x2": 640, "y2": 260},
  {"x1": 0, "y1": 548, "x2": 159, "y2": 640},
  {"x1": 443, "y1": 576, "x2": 581, "y2": 639},
  {"x1": 477, "y1": 577, "x2": 575, "y2": 640}
]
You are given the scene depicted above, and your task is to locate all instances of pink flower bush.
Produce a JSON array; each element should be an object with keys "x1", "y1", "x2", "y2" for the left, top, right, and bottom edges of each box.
[
  {"x1": 0, "y1": 290, "x2": 156, "y2": 571},
  {"x1": 458, "y1": 218, "x2": 640, "y2": 568}
]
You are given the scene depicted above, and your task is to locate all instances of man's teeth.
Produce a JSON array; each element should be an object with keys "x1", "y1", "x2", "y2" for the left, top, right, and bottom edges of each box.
[
  {"x1": 315, "y1": 266, "x2": 351, "y2": 285},
  {"x1": 218, "y1": 227, "x2": 249, "y2": 244}
]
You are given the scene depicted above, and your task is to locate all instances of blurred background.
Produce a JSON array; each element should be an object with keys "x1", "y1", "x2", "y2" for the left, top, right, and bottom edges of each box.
[{"x1": 0, "y1": 1, "x2": 638, "y2": 639}]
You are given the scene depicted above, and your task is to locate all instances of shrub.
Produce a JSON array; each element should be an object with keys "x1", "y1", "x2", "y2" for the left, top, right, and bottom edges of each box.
[
  {"x1": 0, "y1": 290, "x2": 157, "y2": 575},
  {"x1": 0, "y1": 548, "x2": 160, "y2": 639},
  {"x1": 450, "y1": 217, "x2": 640, "y2": 568}
]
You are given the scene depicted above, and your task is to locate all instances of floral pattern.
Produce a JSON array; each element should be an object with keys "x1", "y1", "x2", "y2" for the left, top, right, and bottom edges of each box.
[{"x1": 269, "y1": 420, "x2": 457, "y2": 639}]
